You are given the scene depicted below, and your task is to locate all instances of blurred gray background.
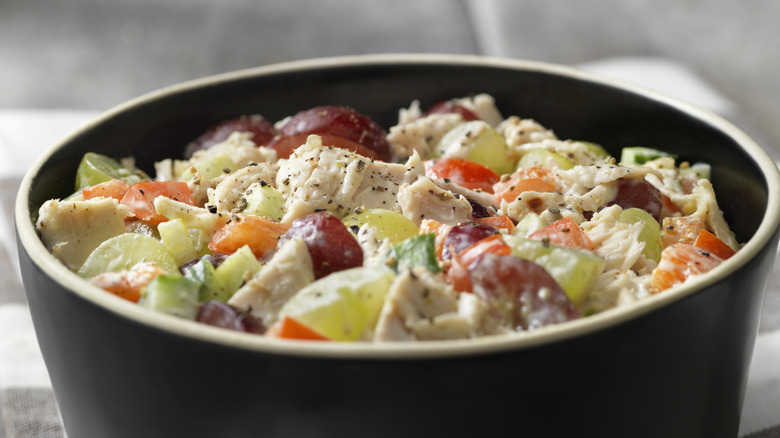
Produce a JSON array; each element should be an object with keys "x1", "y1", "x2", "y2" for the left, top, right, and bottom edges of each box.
[{"x1": 1, "y1": 0, "x2": 778, "y2": 156}]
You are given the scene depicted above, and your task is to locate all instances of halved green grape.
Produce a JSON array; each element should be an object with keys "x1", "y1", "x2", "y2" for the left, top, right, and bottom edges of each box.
[
  {"x1": 517, "y1": 147, "x2": 575, "y2": 170},
  {"x1": 158, "y1": 218, "x2": 199, "y2": 266},
  {"x1": 620, "y1": 147, "x2": 677, "y2": 166},
  {"x1": 75, "y1": 152, "x2": 143, "y2": 191},
  {"x1": 77, "y1": 233, "x2": 178, "y2": 278},
  {"x1": 619, "y1": 207, "x2": 662, "y2": 262},
  {"x1": 242, "y1": 181, "x2": 284, "y2": 221},
  {"x1": 504, "y1": 235, "x2": 606, "y2": 307},
  {"x1": 435, "y1": 120, "x2": 516, "y2": 175},
  {"x1": 138, "y1": 274, "x2": 200, "y2": 319},
  {"x1": 342, "y1": 208, "x2": 419, "y2": 245},
  {"x1": 576, "y1": 141, "x2": 611, "y2": 159},
  {"x1": 278, "y1": 266, "x2": 395, "y2": 341}
]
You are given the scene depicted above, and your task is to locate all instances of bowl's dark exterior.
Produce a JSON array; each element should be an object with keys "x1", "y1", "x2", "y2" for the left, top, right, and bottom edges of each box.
[{"x1": 16, "y1": 55, "x2": 780, "y2": 438}]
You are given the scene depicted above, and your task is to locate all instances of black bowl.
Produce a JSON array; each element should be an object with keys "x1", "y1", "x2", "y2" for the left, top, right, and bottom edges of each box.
[{"x1": 16, "y1": 54, "x2": 780, "y2": 438}]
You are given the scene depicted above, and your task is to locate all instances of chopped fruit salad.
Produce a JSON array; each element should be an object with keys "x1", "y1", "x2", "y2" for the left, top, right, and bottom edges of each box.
[{"x1": 36, "y1": 94, "x2": 740, "y2": 342}]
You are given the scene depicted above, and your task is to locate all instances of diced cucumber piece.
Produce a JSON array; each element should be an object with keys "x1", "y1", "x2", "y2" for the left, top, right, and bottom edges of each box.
[
  {"x1": 386, "y1": 233, "x2": 441, "y2": 274},
  {"x1": 680, "y1": 162, "x2": 711, "y2": 180},
  {"x1": 619, "y1": 208, "x2": 662, "y2": 262},
  {"x1": 342, "y1": 208, "x2": 419, "y2": 245},
  {"x1": 517, "y1": 147, "x2": 575, "y2": 170},
  {"x1": 78, "y1": 233, "x2": 178, "y2": 278},
  {"x1": 75, "y1": 152, "x2": 143, "y2": 191},
  {"x1": 435, "y1": 121, "x2": 516, "y2": 175},
  {"x1": 158, "y1": 218, "x2": 200, "y2": 266},
  {"x1": 182, "y1": 256, "x2": 228, "y2": 302},
  {"x1": 279, "y1": 266, "x2": 396, "y2": 341},
  {"x1": 504, "y1": 235, "x2": 606, "y2": 306},
  {"x1": 620, "y1": 147, "x2": 677, "y2": 166},
  {"x1": 512, "y1": 213, "x2": 546, "y2": 237},
  {"x1": 241, "y1": 181, "x2": 284, "y2": 221},
  {"x1": 138, "y1": 274, "x2": 200, "y2": 319},
  {"x1": 212, "y1": 245, "x2": 262, "y2": 301}
]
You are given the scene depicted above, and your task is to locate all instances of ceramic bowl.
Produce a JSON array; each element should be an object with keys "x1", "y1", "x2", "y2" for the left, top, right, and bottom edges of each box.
[{"x1": 16, "y1": 54, "x2": 780, "y2": 438}]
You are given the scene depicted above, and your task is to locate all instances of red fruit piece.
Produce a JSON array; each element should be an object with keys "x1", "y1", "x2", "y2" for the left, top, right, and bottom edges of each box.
[
  {"x1": 469, "y1": 253, "x2": 579, "y2": 330},
  {"x1": 269, "y1": 106, "x2": 391, "y2": 161},
  {"x1": 196, "y1": 300, "x2": 265, "y2": 334},
  {"x1": 607, "y1": 177, "x2": 663, "y2": 221},
  {"x1": 186, "y1": 115, "x2": 277, "y2": 157},
  {"x1": 280, "y1": 211, "x2": 363, "y2": 279},
  {"x1": 441, "y1": 221, "x2": 500, "y2": 260},
  {"x1": 425, "y1": 99, "x2": 481, "y2": 121}
]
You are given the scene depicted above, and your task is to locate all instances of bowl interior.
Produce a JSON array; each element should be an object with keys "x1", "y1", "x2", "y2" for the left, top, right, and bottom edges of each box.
[{"x1": 19, "y1": 55, "x2": 778, "y2": 354}]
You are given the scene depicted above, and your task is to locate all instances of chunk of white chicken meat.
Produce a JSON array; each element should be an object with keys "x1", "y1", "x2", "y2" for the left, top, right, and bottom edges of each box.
[
  {"x1": 455, "y1": 93, "x2": 504, "y2": 127},
  {"x1": 355, "y1": 224, "x2": 395, "y2": 268},
  {"x1": 387, "y1": 112, "x2": 464, "y2": 159},
  {"x1": 37, "y1": 198, "x2": 132, "y2": 271},
  {"x1": 581, "y1": 269, "x2": 650, "y2": 313},
  {"x1": 228, "y1": 237, "x2": 315, "y2": 328},
  {"x1": 688, "y1": 179, "x2": 739, "y2": 250},
  {"x1": 276, "y1": 135, "x2": 424, "y2": 223},
  {"x1": 207, "y1": 162, "x2": 280, "y2": 213},
  {"x1": 397, "y1": 176, "x2": 474, "y2": 226},
  {"x1": 497, "y1": 116, "x2": 558, "y2": 151},
  {"x1": 373, "y1": 267, "x2": 489, "y2": 341},
  {"x1": 581, "y1": 205, "x2": 654, "y2": 273}
]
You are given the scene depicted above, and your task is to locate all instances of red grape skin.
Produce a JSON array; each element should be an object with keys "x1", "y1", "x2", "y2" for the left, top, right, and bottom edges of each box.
[
  {"x1": 469, "y1": 253, "x2": 579, "y2": 330},
  {"x1": 186, "y1": 115, "x2": 277, "y2": 157},
  {"x1": 425, "y1": 100, "x2": 481, "y2": 121},
  {"x1": 607, "y1": 177, "x2": 663, "y2": 221},
  {"x1": 269, "y1": 106, "x2": 392, "y2": 161},
  {"x1": 279, "y1": 211, "x2": 363, "y2": 279},
  {"x1": 196, "y1": 300, "x2": 265, "y2": 334},
  {"x1": 441, "y1": 221, "x2": 500, "y2": 260}
]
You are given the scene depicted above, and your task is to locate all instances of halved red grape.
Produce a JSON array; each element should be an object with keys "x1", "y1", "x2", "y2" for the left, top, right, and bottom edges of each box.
[
  {"x1": 607, "y1": 177, "x2": 663, "y2": 221},
  {"x1": 469, "y1": 253, "x2": 579, "y2": 330},
  {"x1": 269, "y1": 106, "x2": 391, "y2": 161},
  {"x1": 425, "y1": 99, "x2": 481, "y2": 121},
  {"x1": 280, "y1": 211, "x2": 363, "y2": 279},
  {"x1": 186, "y1": 115, "x2": 277, "y2": 157},
  {"x1": 196, "y1": 300, "x2": 265, "y2": 334},
  {"x1": 441, "y1": 221, "x2": 500, "y2": 260}
]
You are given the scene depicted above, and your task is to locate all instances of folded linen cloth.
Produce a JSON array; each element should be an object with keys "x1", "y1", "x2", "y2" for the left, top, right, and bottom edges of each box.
[{"x1": 1, "y1": 58, "x2": 778, "y2": 438}]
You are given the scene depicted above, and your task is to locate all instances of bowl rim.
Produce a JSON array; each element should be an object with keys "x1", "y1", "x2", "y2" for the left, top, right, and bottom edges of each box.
[{"x1": 15, "y1": 53, "x2": 780, "y2": 359}]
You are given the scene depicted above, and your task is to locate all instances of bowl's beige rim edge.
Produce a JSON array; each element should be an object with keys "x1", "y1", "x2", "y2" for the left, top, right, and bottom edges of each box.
[{"x1": 15, "y1": 53, "x2": 780, "y2": 359}]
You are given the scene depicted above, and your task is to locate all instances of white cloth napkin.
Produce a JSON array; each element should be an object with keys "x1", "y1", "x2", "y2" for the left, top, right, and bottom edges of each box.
[{"x1": 1, "y1": 58, "x2": 778, "y2": 437}]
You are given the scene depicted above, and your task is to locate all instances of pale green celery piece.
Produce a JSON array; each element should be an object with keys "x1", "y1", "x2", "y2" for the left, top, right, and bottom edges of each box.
[
  {"x1": 279, "y1": 266, "x2": 396, "y2": 341},
  {"x1": 77, "y1": 233, "x2": 178, "y2": 278},
  {"x1": 182, "y1": 256, "x2": 229, "y2": 302},
  {"x1": 517, "y1": 147, "x2": 575, "y2": 170},
  {"x1": 512, "y1": 213, "x2": 547, "y2": 237},
  {"x1": 180, "y1": 153, "x2": 236, "y2": 181},
  {"x1": 503, "y1": 235, "x2": 606, "y2": 306},
  {"x1": 242, "y1": 182, "x2": 284, "y2": 221},
  {"x1": 619, "y1": 208, "x2": 662, "y2": 262},
  {"x1": 342, "y1": 208, "x2": 419, "y2": 245},
  {"x1": 138, "y1": 275, "x2": 200, "y2": 319},
  {"x1": 158, "y1": 218, "x2": 200, "y2": 266},
  {"x1": 436, "y1": 120, "x2": 516, "y2": 175},
  {"x1": 212, "y1": 245, "x2": 263, "y2": 301}
]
